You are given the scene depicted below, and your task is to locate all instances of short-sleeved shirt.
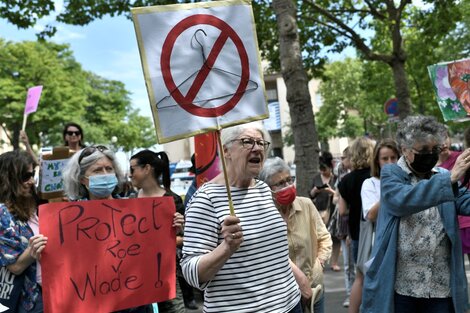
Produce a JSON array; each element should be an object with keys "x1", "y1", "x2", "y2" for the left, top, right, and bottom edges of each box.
[
  {"x1": 338, "y1": 168, "x2": 371, "y2": 240},
  {"x1": 0, "y1": 203, "x2": 39, "y2": 311}
]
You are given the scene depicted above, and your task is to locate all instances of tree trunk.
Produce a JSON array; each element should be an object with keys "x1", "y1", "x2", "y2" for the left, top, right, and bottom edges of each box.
[
  {"x1": 272, "y1": 0, "x2": 319, "y2": 197},
  {"x1": 390, "y1": 57, "x2": 412, "y2": 119}
]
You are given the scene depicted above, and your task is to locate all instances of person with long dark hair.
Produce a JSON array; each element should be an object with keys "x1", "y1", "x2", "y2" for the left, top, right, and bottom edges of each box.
[
  {"x1": 0, "y1": 150, "x2": 46, "y2": 313},
  {"x1": 129, "y1": 150, "x2": 185, "y2": 313},
  {"x1": 62, "y1": 122, "x2": 85, "y2": 152}
]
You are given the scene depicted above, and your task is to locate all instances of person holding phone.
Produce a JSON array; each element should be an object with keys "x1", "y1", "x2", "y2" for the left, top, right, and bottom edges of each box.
[{"x1": 310, "y1": 154, "x2": 338, "y2": 271}]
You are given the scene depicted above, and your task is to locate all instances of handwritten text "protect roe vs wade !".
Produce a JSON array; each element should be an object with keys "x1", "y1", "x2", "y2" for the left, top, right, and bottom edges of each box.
[{"x1": 39, "y1": 198, "x2": 177, "y2": 313}]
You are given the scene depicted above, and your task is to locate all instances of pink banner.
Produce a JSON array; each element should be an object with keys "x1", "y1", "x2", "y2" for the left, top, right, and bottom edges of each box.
[{"x1": 24, "y1": 85, "x2": 43, "y2": 115}]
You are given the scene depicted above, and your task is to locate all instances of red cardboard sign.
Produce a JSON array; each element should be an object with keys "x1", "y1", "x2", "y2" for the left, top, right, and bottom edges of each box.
[{"x1": 39, "y1": 197, "x2": 176, "y2": 313}]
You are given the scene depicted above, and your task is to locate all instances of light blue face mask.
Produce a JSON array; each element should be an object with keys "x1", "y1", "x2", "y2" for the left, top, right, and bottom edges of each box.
[{"x1": 87, "y1": 174, "x2": 118, "y2": 198}]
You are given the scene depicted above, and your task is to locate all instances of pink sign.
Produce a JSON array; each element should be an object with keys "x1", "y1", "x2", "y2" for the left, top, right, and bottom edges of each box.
[{"x1": 24, "y1": 85, "x2": 43, "y2": 115}]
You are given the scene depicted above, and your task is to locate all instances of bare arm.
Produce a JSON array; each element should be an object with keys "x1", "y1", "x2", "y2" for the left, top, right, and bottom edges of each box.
[
  {"x1": 338, "y1": 195, "x2": 348, "y2": 216},
  {"x1": 366, "y1": 202, "x2": 380, "y2": 222},
  {"x1": 7, "y1": 235, "x2": 47, "y2": 275},
  {"x1": 289, "y1": 259, "x2": 312, "y2": 301},
  {"x1": 19, "y1": 130, "x2": 39, "y2": 166}
]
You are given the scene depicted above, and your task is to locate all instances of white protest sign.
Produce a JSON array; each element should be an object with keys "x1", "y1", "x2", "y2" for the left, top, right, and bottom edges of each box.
[
  {"x1": 132, "y1": 0, "x2": 268, "y2": 143},
  {"x1": 40, "y1": 158, "x2": 69, "y2": 194}
]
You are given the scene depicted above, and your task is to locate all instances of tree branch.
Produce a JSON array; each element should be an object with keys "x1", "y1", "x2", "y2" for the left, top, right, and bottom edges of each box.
[
  {"x1": 363, "y1": 0, "x2": 387, "y2": 20},
  {"x1": 305, "y1": 0, "x2": 393, "y2": 63}
]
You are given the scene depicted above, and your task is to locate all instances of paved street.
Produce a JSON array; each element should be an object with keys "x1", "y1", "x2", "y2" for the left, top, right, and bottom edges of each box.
[
  {"x1": 182, "y1": 258, "x2": 470, "y2": 313},
  {"x1": 185, "y1": 263, "x2": 350, "y2": 313}
]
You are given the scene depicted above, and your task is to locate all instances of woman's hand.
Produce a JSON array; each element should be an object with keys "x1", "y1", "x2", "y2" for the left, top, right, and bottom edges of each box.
[
  {"x1": 221, "y1": 215, "x2": 243, "y2": 253},
  {"x1": 19, "y1": 130, "x2": 30, "y2": 145},
  {"x1": 29, "y1": 235, "x2": 48, "y2": 261},
  {"x1": 325, "y1": 185, "x2": 336, "y2": 196},
  {"x1": 451, "y1": 149, "x2": 470, "y2": 183},
  {"x1": 310, "y1": 186, "x2": 319, "y2": 198},
  {"x1": 173, "y1": 212, "x2": 184, "y2": 234},
  {"x1": 289, "y1": 260, "x2": 312, "y2": 304}
]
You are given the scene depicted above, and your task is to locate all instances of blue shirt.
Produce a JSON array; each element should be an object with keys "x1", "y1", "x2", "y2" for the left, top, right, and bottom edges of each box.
[{"x1": 0, "y1": 203, "x2": 39, "y2": 311}]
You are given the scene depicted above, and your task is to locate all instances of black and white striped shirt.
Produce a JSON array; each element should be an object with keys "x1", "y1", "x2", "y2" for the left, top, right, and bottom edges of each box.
[{"x1": 181, "y1": 180, "x2": 300, "y2": 313}]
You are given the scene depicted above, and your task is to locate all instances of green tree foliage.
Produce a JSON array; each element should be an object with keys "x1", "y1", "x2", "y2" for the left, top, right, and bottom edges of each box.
[
  {"x1": 0, "y1": 39, "x2": 156, "y2": 151},
  {"x1": 317, "y1": 58, "x2": 396, "y2": 141},
  {"x1": 0, "y1": 0, "x2": 182, "y2": 38}
]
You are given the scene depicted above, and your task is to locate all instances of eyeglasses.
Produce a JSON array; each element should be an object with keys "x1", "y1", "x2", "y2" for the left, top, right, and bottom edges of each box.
[
  {"x1": 232, "y1": 137, "x2": 271, "y2": 151},
  {"x1": 411, "y1": 146, "x2": 442, "y2": 155},
  {"x1": 66, "y1": 131, "x2": 81, "y2": 136},
  {"x1": 271, "y1": 176, "x2": 294, "y2": 189},
  {"x1": 129, "y1": 165, "x2": 144, "y2": 175},
  {"x1": 22, "y1": 170, "x2": 36, "y2": 182},
  {"x1": 78, "y1": 145, "x2": 108, "y2": 164}
]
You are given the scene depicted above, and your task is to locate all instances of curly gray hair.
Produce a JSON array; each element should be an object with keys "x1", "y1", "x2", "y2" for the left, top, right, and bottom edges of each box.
[
  {"x1": 396, "y1": 115, "x2": 447, "y2": 150},
  {"x1": 63, "y1": 145, "x2": 126, "y2": 200},
  {"x1": 259, "y1": 157, "x2": 290, "y2": 186}
]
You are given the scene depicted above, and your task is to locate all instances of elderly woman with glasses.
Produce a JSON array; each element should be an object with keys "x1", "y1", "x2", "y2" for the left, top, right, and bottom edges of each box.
[
  {"x1": 181, "y1": 124, "x2": 303, "y2": 313},
  {"x1": 62, "y1": 145, "x2": 152, "y2": 312},
  {"x1": 0, "y1": 150, "x2": 46, "y2": 313},
  {"x1": 362, "y1": 115, "x2": 470, "y2": 313},
  {"x1": 259, "y1": 157, "x2": 332, "y2": 313}
]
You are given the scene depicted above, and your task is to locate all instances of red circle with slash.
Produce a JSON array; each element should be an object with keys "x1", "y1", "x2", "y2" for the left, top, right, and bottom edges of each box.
[{"x1": 161, "y1": 14, "x2": 250, "y2": 117}]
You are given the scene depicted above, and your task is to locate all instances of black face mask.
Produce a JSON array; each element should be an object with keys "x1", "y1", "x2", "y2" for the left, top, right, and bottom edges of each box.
[{"x1": 409, "y1": 152, "x2": 439, "y2": 174}]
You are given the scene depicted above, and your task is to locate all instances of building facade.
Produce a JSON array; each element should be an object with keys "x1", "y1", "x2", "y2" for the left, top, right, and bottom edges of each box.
[{"x1": 163, "y1": 74, "x2": 350, "y2": 164}]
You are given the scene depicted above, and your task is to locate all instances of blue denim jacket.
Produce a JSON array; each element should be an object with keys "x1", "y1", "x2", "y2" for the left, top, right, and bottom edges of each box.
[{"x1": 362, "y1": 164, "x2": 470, "y2": 313}]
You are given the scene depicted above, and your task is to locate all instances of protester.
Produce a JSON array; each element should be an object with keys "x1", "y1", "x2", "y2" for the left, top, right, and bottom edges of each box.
[
  {"x1": 310, "y1": 152, "x2": 340, "y2": 272},
  {"x1": 437, "y1": 132, "x2": 461, "y2": 169},
  {"x1": 129, "y1": 150, "x2": 185, "y2": 313},
  {"x1": 362, "y1": 115, "x2": 470, "y2": 313},
  {"x1": 181, "y1": 124, "x2": 302, "y2": 312},
  {"x1": 338, "y1": 137, "x2": 374, "y2": 261},
  {"x1": 62, "y1": 145, "x2": 152, "y2": 312},
  {"x1": 337, "y1": 137, "x2": 373, "y2": 312},
  {"x1": 19, "y1": 130, "x2": 39, "y2": 166},
  {"x1": 181, "y1": 153, "x2": 199, "y2": 310},
  {"x1": 0, "y1": 150, "x2": 46, "y2": 313},
  {"x1": 62, "y1": 122, "x2": 85, "y2": 152},
  {"x1": 346, "y1": 139, "x2": 399, "y2": 313},
  {"x1": 462, "y1": 128, "x2": 470, "y2": 268},
  {"x1": 333, "y1": 147, "x2": 355, "y2": 308},
  {"x1": 260, "y1": 156, "x2": 332, "y2": 313}
]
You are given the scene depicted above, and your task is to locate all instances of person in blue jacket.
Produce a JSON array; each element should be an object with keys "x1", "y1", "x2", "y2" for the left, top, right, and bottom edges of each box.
[{"x1": 362, "y1": 115, "x2": 470, "y2": 313}]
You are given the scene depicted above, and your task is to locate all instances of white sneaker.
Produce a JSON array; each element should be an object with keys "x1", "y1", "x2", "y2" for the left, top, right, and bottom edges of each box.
[{"x1": 343, "y1": 297, "x2": 350, "y2": 307}]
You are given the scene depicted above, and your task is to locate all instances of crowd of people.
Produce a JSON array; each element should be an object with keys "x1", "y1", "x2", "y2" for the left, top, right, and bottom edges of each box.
[{"x1": 2, "y1": 116, "x2": 470, "y2": 313}]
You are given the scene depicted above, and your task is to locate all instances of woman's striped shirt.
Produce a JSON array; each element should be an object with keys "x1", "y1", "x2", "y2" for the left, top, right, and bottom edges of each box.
[{"x1": 181, "y1": 180, "x2": 300, "y2": 313}]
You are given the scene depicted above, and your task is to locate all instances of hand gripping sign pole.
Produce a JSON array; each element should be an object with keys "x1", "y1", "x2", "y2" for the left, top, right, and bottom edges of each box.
[{"x1": 22, "y1": 85, "x2": 43, "y2": 131}]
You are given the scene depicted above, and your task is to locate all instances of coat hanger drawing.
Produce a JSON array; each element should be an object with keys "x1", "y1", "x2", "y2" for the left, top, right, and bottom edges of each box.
[{"x1": 156, "y1": 28, "x2": 259, "y2": 111}]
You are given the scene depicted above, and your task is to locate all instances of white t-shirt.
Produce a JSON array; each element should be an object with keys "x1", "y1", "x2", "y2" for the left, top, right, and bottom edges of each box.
[{"x1": 360, "y1": 177, "x2": 380, "y2": 220}]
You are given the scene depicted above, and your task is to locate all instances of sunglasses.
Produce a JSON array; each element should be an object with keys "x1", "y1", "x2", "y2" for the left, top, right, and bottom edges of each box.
[
  {"x1": 66, "y1": 131, "x2": 81, "y2": 136},
  {"x1": 129, "y1": 165, "x2": 144, "y2": 175},
  {"x1": 78, "y1": 145, "x2": 108, "y2": 164},
  {"x1": 22, "y1": 170, "x2": 36, "y2": 182}
]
